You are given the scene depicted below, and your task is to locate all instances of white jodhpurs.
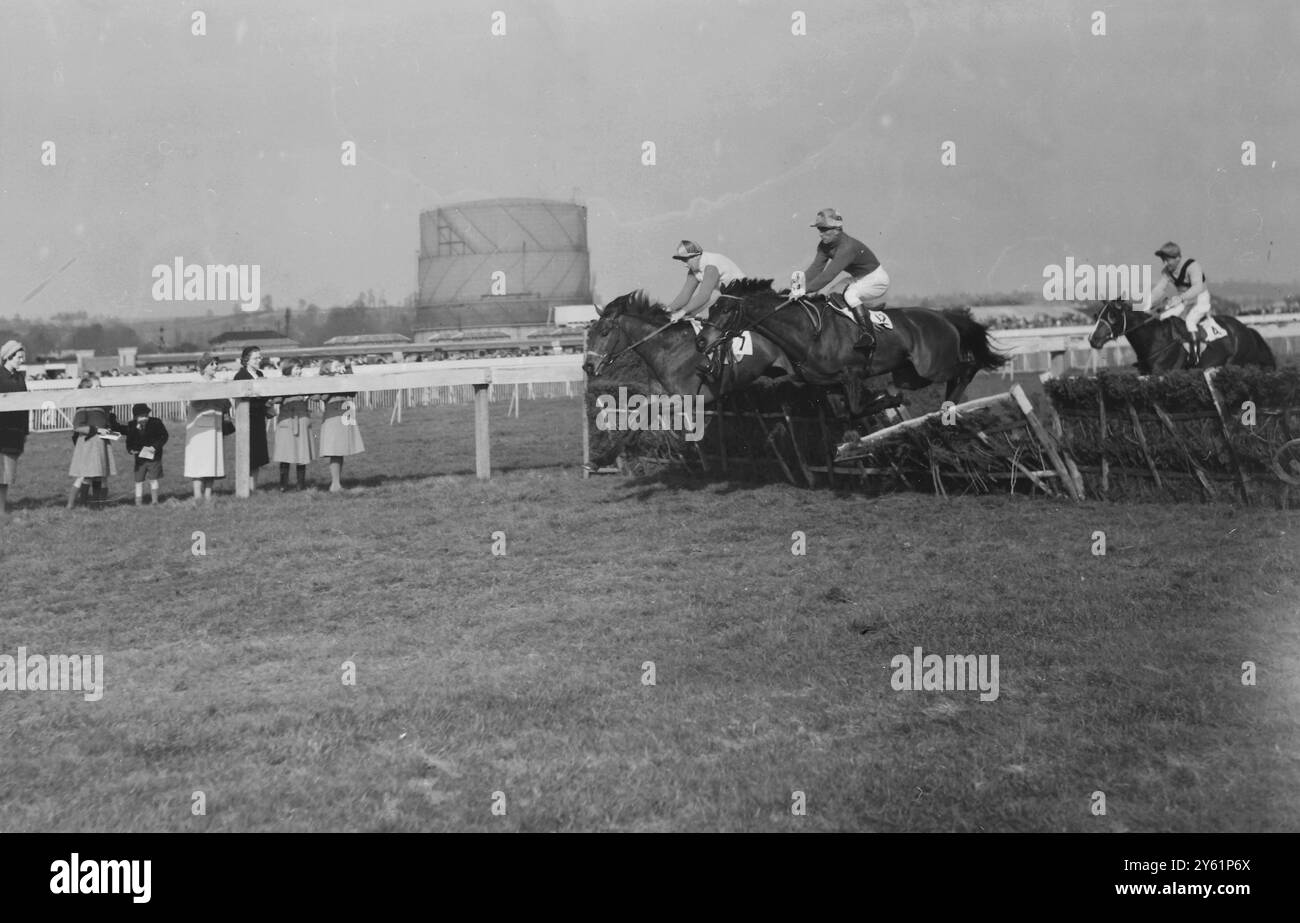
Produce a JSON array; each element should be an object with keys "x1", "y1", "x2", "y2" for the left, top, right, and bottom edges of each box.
[{"x1": 844, "y1": 266, "x2": 891, "y2": 307}]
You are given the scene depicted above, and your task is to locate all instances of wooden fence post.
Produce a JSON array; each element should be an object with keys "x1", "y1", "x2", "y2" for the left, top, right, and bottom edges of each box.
[
  {"x1": 474, "y1": 383, "x2": 491, "y2": 480},
  {"x1": 1204, "y1": 368, "x2": 1251, "y2": 504},
  {"x1": 1152, "y1": 401, "x2": 1217, "y2": 501},
  {"x1": 1126, "y1": 400, "x2": 1164, "y2": 494},
  {"x1": 1011, "y1": 384, "x2": 1081, "y2": 500},
  {"x1": 234, "y1": 399, "x2": 251, "y2": 498},
  {"x1": 1097, "y1": 387, "x2": 1109, "y2": 494},
  {"x1": 581, "y1": 378, "x2": 591, "y2": 479}
]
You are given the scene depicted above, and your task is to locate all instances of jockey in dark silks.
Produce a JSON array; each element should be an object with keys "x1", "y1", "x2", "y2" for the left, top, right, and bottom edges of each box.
[
  {"x1": 799, "y1": 208, "x2": 891, "y2": 364},
  {"x1": 1148, "y1": 241, "x2": 1213, "y2": 362}
]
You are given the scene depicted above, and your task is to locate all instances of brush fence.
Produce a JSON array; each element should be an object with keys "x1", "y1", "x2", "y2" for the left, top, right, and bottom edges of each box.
[{"x1": 597, "y1": 369, "x2": 1300, "y2": 507}]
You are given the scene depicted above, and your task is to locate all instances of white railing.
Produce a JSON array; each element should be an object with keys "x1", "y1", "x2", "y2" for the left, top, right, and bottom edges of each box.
[{"x1": 18, "y1": 358, "x2": 582, "y2": 433}]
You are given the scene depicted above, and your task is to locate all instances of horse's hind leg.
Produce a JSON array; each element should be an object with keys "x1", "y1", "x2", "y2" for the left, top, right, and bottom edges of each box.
[
  {"x1": 890, "y1": 364, "x2": 931, "y2": 391},
  {"x1": 943, "y1": 365, "x2": 978, "y2": 404}
]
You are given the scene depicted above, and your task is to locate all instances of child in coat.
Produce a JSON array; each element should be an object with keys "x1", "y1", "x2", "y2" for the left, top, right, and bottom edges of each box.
[{"x1": 125, "y1": 402, "x2": 170, "y2": 505}]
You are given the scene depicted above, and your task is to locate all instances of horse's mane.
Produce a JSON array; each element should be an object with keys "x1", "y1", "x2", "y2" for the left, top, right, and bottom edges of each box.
[
  {"x1": 1100, "y1": 298, "x2": 1151, "y2": 317},
  {"x1": 720, "y1": 277, "x2": 778, "y2": 297},
  {"x1": 619, "y1": 289, "x2": 670, "y2": 321}
]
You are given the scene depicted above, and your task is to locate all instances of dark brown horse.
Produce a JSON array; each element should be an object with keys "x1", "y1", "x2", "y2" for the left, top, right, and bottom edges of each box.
[
  {"x1": 696, "y1": 279, "x2": 1008, "y2": 416},
  {"x1": 583, "y1": 289, "x2": 794, "y2": 401},
  {"x1": 1088, "y1": 299, "x2": 1275, "y2": 373}
]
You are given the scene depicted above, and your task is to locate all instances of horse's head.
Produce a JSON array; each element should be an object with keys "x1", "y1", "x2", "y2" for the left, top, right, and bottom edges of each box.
[
  {"x1": 583, "y1": 290, "x2": 667, "y2": 377},
  {"x1": 1089, "y1": 298, "x2": 1135, "y2": 348}
]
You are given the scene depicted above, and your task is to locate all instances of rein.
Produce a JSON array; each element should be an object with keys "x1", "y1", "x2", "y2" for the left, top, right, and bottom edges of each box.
[
  {"x1": 1098, "y1": 304, "x2": 1193, "y2": 368},
  {"x1": 593, "y1": 314, "x2": 679, "y2": 375}
]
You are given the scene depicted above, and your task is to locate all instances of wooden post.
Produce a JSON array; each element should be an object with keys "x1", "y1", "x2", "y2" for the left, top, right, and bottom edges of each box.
[
  {"x1": 1097, "y1": 388, "x2": 1109, "y2": 495},
  {"x1": 581, "y1": 377, "x2": 591, "y2": 479},
  {"x1": 1011, "y1": 384, "x2": 1081, "y2": 500},
  {"x1": 1043, "y1": 391, "x2": 1086, "y2": 499},
  {"x1": 1204, "y1": 368, "x2": 1251, "y2": 503},
  {"x1": 816, "y1": 407, "x2": 836, "y2": 488},
  {"x1": 1152, "y1": 401, "x2": 1217, "y2": 501},
  {"x1": 716, "y1": 399, "x2": 728, "y2": 475},
  {"x1": 751, "y1": 407, "x2": 798, "y2": 486},
  {"x1": 781, "y1": 404, "x2": 815, "y2": 487},
  {"x1": 1126, "y1": 401, "x2": 1164, "y2": 494},
  {"x1": 234, "y1": 399, "x2": 251, "y2": 498},
  {"x1": 474, "y1": 382, "x2": 491, "y2": 480}
]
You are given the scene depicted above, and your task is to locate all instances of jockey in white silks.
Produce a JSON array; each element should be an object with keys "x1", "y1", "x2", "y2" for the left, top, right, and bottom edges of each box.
[
  {"x1": 1148, "y1": 241, "x2": 1213, "y2": 358},
  {"x1": 665, "y1": 240, "x2": 745, "y2": 330}
]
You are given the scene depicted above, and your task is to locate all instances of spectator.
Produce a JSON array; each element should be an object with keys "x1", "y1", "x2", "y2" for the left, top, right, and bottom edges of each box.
[
  {"x1": 67, "y1": 376, "x2": 126, "y2": 510},
  {"x1": 271, "y1": 358, "x2": 317, "y2": 491},
  {"x1": 316, "y1": 357, "x2": 364, "y2": 493},
  {"x1": 233, "y1": 346, "x2": 273, "y2": 492},
  {"x1": 0, "y1": 340, "x2": 28, "y2": 516},
  {"x1": 125, "y1": 402, "x2": 169, "y2": 506},
  {"x1": 184, "y1": 352, "x2": 230, "y2": 504}
]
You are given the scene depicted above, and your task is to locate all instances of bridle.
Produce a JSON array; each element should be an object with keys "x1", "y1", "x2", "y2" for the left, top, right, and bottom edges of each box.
[
  {"x1": 589, "y1": 317, "x2": 673, "y2": 375},
  {"x1": 1093, "y1": 301, "x2": 1191, "y2": 367}
]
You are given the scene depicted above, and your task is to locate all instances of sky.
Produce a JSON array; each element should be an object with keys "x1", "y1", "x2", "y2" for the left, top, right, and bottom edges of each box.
[{"x1": 1, "y1": 0, "x2": 1297, "y2": 320}]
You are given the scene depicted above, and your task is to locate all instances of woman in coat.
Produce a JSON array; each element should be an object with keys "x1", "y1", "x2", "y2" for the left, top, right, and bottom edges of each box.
[
  {"x1": 0, "y1": 340, "x2": 28, "y2": 516},
  {"x1": 183, "y1": 353, "x2": 231, "y2": 503},
  {"x1": 316, "y1": 358, "x2": 365, "y2": 492},
  {"x1": 67, "y1": 375, "x2": 126, "y2": 509},
  {"x1": 270, "y1": 358, "x2": 317, "y2": 490},
  {"x1": 232, "y1": 346, "x2": 272, "y2": 492}
]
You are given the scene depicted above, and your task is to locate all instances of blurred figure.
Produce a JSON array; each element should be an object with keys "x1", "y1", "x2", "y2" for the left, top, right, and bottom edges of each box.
[{"x1": 0, "y1": 340, "x2": 28, "y2": 516}]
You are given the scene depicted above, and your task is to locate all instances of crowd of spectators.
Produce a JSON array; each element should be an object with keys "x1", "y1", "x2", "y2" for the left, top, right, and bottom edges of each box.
[{"x1": 983, "y1": 313, "x2": 1090, "y2": 330}]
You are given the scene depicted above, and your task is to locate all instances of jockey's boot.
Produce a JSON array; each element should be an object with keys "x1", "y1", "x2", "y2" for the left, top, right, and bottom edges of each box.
[
  {"x1": 850, "y1": 304, "x2": 877, "y2": 364},
  {"x1": 1178, "y1": 323, "x2": 1197, "y2": 362}
]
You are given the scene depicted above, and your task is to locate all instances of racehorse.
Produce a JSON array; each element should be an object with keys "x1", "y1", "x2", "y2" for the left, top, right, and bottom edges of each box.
[
  {"x1": 695, "y1": 279, "x2": 1008, "y2": 416},
  {"x1": 583, "y1": 289, "x2": 794, "y2": 401},
  {"x1": 1088, "y1": 299, "x2": 1275, "y2": 373}
]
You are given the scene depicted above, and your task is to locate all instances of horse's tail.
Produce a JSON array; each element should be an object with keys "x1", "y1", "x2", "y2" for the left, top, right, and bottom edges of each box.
[
  {"x1": 1225, "y1": 316, "x2": 1277, "y2": 369},
  {"x1": 1249, "y1": 327, "x2": 1276, "y2": 369},
  {"x1": 943, "y1": 309, "x2": 1010, "y2": 373}
]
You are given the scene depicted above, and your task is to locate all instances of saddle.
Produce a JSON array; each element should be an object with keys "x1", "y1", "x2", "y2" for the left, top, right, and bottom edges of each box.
[{"x1": 827, "y1": 292, "x2": 893, "y2": 340}]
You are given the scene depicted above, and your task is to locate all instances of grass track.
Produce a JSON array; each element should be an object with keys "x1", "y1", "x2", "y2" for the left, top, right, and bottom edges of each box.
[{"x1": 1, "y1": 399, "x2": 1298, "y2": 831}]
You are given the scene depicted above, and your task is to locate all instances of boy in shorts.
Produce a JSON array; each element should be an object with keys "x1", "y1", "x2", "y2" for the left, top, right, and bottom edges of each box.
[{"x1": 125, "y1": 403, "x2": 170, "y2": 505}]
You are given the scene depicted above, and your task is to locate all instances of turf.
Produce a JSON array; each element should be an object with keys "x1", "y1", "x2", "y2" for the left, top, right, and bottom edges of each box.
[{"x1": 1, "y1": 398, "x2": 1297, "y2": 831}]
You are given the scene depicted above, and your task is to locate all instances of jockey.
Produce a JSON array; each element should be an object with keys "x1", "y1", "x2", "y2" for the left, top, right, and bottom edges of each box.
[
  {"x1": 665, "y1": 241, "x2": 745, "y2": 325},
  {"x1": 1148, "y1": 241, "x2": 1212, "y2": 357},
  {"x1": 800, "y1": 208, "x2": 890, "y2": 358}
]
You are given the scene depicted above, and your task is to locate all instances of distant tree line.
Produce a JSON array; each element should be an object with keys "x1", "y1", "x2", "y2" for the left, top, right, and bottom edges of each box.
[{"x1": 0, "y1": 292, "x2": 419, "y2": 357}]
